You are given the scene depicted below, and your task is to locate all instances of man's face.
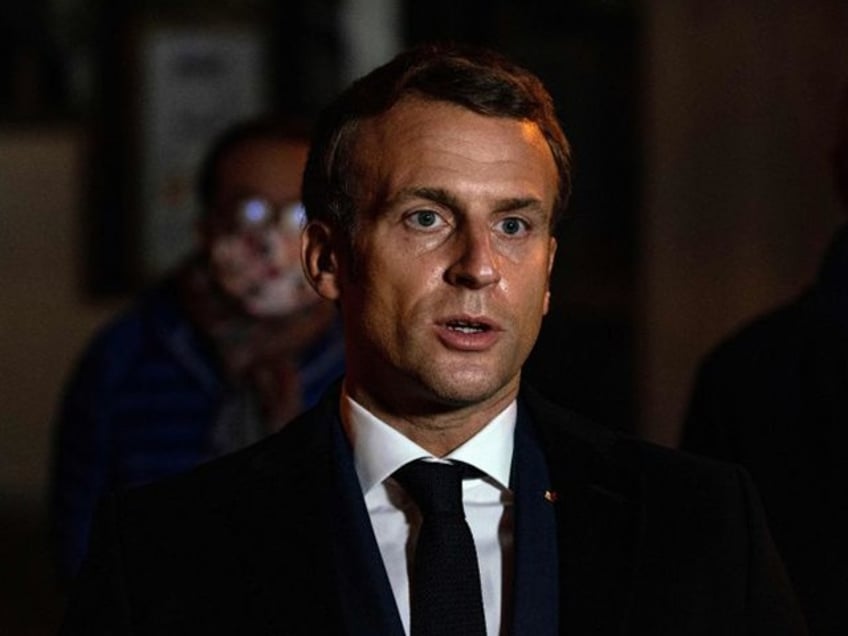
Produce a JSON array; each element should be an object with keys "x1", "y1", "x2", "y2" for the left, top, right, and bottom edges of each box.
[
  {"x1": 205, "y1": 138, "x2": 318, "y2": 317},
  {"x1": 309, "y1": 98, "x2": 558, "y2": 417}
]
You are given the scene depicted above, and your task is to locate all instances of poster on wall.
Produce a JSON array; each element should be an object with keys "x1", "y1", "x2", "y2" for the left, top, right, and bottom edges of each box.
[{"x1": 138, "y1": 26, "x2": 268, "y2": 280}]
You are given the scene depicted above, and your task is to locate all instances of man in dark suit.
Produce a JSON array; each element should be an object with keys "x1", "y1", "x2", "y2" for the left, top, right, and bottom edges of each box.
[
  {"x1": 682, "y1": 86, "x2": 848, "y2": 636},
  {"x1": 61, "y1": 43, "x2": 807, "y2": 635}
]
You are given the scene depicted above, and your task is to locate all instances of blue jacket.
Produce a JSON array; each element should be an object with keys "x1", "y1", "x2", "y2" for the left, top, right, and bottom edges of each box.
[{"x1": 50, "y1": 280, "x2": 345, "y2": 583}]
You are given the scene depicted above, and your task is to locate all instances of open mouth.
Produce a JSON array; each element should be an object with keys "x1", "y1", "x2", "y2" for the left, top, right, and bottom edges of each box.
[
  {"x1": 437, "y1": 317, "x2": 500, "y2": 350},
  {"x1": 445, "y1": 320, "x2": 491, "y2": 334}
]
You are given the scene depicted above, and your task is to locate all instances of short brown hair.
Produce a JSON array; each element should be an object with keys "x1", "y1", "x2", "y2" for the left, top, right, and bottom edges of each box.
[{"x1": 302, "y1": 42, "x2": 572, "y2": 238}]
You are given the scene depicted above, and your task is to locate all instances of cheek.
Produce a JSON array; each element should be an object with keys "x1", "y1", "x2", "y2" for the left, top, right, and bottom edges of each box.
[
  {"x1": 509, "y1": 260, "x2": 553, "y2": 322},
  {"x1": 358, "y1": 265, "x2": 430, "y2": 323},
  {"x1": 356, "y1": 233, "x2": 441, "y2": 296},
  {"x1": 347, "y1": 252, "x2": 441, "y2": 344}
]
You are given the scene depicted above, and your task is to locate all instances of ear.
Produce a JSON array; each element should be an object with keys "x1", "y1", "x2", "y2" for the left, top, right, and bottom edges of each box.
[
  {"x1": 302, "y1": 220, "x2": 343, "y2": 301},
  {"x1": 543, "y1": 236, "x2": 557, "y2": 315}
]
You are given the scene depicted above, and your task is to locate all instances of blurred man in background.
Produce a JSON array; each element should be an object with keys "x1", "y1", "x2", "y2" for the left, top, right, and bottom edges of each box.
[{"x1": 50, "y1": 117, "x2": 345, "y2": 584}]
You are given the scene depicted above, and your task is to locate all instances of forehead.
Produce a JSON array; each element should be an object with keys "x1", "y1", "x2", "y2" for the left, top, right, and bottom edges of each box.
[
  {"x1": 215, "y1": 138, "x2": 309, "y2": 200},
  {"x1": 350, "y1": 98, "x2": 558, "y2": 206}
]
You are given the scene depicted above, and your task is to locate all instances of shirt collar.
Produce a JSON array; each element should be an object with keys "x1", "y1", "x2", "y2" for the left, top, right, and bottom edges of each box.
[{"x1": 340, "y1": 385, "x2": 516, "y2": 496}]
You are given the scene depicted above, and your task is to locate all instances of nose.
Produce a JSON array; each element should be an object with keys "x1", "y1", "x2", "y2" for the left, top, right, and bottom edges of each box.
[{"x1": 444, "y1": 224, "x2": 502, "y2": 289}]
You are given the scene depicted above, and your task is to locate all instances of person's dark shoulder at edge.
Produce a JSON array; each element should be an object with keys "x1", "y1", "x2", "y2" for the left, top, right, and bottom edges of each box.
[
  {"x1": 699, "y1": 290, "x2": 814, "y2": 378},
  {"x1": 521, "y1": 382, "x2": 753, "y2": 484}
]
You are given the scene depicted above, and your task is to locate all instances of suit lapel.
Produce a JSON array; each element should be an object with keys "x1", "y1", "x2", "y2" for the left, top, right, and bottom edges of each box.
[
  {"x1": 226, "y1": 387, "x2": 404, "y2": 635},
  {"x1": 556, "y1": 474, "x2": 641, "y2": 635},
  {"x1": 330, "y1": 409, "x2": 406, "y2": 636},
  {"x1": 520, "y1": 386, "x2": 643, "y2": 636},
  {"x1": 227, "y1": 395, "x2": 341, "y2": 634},
  {"x1": 510, "y1": 402, "x2": 559, "y2": 636}
]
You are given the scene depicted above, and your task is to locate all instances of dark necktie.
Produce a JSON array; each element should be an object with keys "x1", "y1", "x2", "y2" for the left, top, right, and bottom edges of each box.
[{"x1": 394, "y1": 460, "x2": 487, "y2": 636}]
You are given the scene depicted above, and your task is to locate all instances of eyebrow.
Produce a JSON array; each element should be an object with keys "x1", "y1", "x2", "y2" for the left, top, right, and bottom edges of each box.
[{"x1": 395, "y1": 186, "x2": 546, "y2": 215}]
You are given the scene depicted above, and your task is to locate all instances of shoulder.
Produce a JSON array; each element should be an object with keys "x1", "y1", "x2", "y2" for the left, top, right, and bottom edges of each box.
[
  {"x1": 79, "y1": 284, "x2": 184, "y2": 364},
  {"x1": 683, "y1": 291, "x2": 818, "y2": 427},
  {"x1": 110, "y1": 387, "x2": 339, "y2": 519},
  {"x1": 69, "y1": 392, "x2": 345, "y2": 632},
  {"x1": 520, "y1": 383, "x2": 752, "y2": 500},
  {"x1": 699, "y1": 291, "x2": 813, "y2": 378},
  {"x1": 67, "y1": 282, "x2": 210, "y2": 392}
]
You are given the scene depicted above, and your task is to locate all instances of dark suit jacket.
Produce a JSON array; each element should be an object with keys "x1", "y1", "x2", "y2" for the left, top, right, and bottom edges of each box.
[{"x1": 61, "y1": 383, "x2": 806, "y2": 635}]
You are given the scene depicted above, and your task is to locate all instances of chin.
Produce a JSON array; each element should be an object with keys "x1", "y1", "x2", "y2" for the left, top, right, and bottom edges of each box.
[{"x1": 424, "y1": 370, "x2": 516, "y2": 408}]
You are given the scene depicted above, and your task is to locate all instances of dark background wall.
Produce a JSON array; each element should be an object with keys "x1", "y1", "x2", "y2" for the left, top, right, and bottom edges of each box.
[{"x1": 1, "y1": 1, "x2": 847, "y2": 633}]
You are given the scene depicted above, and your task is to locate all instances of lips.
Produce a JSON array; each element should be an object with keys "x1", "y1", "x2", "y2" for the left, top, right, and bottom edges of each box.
[
  {"x1": 446, "y1": 319, "x2": 489, "y2": 334},
  {"x1": 436, "y1": 315, "x2": 502, "y2": 351}
]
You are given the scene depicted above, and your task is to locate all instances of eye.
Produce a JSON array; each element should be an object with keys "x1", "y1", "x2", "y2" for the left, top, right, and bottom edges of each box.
[
  {"x1": 405, "y1": 209, "x2": 446, "y2": 230},
  {"x1": 280, "y1": 201, "x2": 307, "y2": 234},
  {"x1": 238, "y1": 198, "x2": 273, "y2": 228},
  {"x1": 497, "y1": 217, "x2": 529, "y2": 236}
]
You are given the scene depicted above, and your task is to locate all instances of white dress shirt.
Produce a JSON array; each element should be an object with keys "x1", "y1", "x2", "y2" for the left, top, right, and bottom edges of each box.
[{"x1": 340, "y1": 388, "x2": 516, "y2": 636}]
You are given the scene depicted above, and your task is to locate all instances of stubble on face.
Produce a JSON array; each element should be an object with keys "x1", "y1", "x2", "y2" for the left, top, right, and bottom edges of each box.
[{"x1": 336, "y1": 98, "x2": 558, "y2": 453}]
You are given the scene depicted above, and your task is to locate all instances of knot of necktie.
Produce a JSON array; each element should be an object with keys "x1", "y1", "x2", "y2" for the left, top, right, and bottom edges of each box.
[{"x1": 393, "y1": 460, "x2": 465, "y2": 517}]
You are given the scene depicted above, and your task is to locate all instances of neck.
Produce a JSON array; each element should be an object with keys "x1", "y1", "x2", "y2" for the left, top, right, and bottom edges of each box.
[{"x1": 346, "y1": 378, "x2": 519, "y2": 457}]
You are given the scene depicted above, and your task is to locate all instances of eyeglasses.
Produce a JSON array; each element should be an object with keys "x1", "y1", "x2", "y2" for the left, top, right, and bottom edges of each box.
[{"x1": 215, "y1": 197, "x2": 307, "y2": 235}]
